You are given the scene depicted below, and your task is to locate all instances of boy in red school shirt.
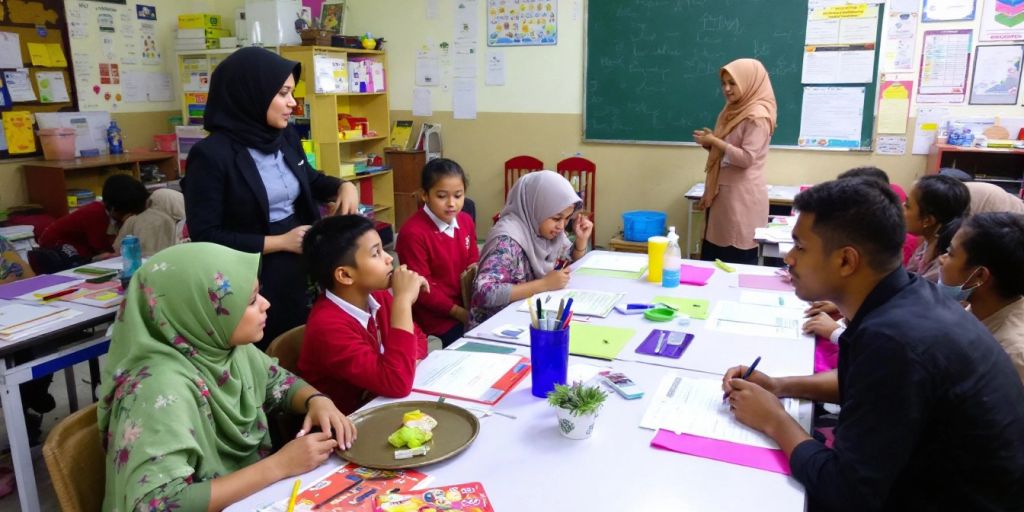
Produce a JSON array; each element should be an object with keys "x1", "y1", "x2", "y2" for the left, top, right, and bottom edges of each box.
[
  {"x1": 396, "y1": 158, "x2": 479, "y2": 347},
  {"x1": 38, "y1": 174, "x2": 148, "y2": 263},
  {"x1": 298, "y1": 214, "x2": 429, "y2": 414}
]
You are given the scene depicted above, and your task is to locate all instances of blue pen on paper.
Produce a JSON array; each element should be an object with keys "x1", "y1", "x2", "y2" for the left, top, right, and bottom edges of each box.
[
  {"x1": 723, "y1": 356, "x2": 762, "y2": 402},
  {"x1": 626, "y1": 303, "x2": 655, "y2": 310}
]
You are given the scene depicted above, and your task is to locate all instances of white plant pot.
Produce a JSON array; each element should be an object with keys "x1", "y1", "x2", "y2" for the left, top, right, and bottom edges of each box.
[{"x1": 554, "y1": 406, "x2": 599, "y2": 440}]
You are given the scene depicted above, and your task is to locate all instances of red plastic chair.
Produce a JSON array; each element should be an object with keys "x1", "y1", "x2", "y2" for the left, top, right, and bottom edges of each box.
[
  {"x1": 556, "y1": 156, "x2": 597, "y2": 247},
  {"x1": 493, "y1": 155, "x2": 544, "y2": 224}
]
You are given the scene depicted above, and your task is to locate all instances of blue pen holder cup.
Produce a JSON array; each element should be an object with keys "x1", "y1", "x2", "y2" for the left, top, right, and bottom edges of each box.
[{"x1": 529, "y1": 325, "x2": 569, "y2": 398}]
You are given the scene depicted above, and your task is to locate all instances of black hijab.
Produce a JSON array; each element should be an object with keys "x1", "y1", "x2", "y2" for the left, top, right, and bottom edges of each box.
[{"x1": 203, "y1": 47, "x2": 301, "y2": 154}]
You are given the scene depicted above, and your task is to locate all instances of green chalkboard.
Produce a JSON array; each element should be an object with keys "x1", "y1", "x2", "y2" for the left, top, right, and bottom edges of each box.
[{"x1": 584, "y1": 0, "x2": 881, "y2": 149}]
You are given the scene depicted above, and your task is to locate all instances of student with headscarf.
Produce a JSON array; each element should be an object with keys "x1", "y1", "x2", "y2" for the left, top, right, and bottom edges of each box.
[
  {"x1": 470, "y1": 171, "x2": 593, "y2": 326},
  {"x1": 184, "y1": 47, "x2": 359, "y2": 349},
  {"x1": 693, "y1": 58, "x2": 777, "y2": 265},
  {"x1": 939, "y1": 212, "x2": 1024, "y2": 383},
  {"x1": 98, "y1": 243, "x2": 356, "y2": 511},
  {"x1": 114, "y1": 189, "x2": 185, "y2": 257}
]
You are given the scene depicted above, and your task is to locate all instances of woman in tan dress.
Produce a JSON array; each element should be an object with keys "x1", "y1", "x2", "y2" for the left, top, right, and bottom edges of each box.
[{"x1": 693, "y1": 58, "x2": 777, "y2": 265}]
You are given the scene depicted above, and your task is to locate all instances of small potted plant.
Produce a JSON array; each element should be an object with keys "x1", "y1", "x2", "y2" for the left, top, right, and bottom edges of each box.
[{"x1": 546, "y1": 382, "x2": 607, "y2": 440}]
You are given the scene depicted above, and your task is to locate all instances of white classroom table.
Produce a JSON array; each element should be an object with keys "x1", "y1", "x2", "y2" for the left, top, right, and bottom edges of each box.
[
  {"x1": 464, "y1": 251, "x2": 815, "y2": 379},
  {"x1": 229, "y1": 339, "x2": 812, "y2": 512},
  {"x1": 684, "y1": 182, "x2": 801, "y2": 258}
]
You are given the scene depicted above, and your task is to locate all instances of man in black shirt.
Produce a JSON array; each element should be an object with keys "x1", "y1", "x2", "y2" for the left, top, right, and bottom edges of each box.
[{"x1": 722, "y1": 177, "x2": 1024, "y2": 511}]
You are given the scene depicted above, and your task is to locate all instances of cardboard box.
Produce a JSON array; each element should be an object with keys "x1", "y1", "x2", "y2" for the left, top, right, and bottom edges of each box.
[
  {"x1": 178, "y1": 28, "x2": 231, "y2": 39},
  {"x1": 178, "y1": 13, "x2": 222, "y2": 29},
  {"x1": 219, "y1": 36, "x2": 239, "y2": 48}
]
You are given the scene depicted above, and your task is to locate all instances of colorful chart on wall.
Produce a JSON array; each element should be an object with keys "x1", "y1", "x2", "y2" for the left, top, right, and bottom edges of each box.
[
  {"x1": 969, "y1": 44, "x2": 1024, "y2": 105},
  {"x1": 981, "y1": 0, "x2": 1024, "y2": 41},
  {"x1": 65, "y1": 0, "x2": 168, "y2": 111},
  {"x1": 487, "y1": 0, "x2": 557, "y2": 46}
]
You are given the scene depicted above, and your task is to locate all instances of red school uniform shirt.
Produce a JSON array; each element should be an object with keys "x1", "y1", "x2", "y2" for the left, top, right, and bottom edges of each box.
[
  {"x1": 297, "y1": 289, "x2": 428, "y2": 414},
  {"x1": 395, "y1": 209, "x2": 478, "y2": 336},
  {"x1": 37, "y1": 201, "x2": 114, "y2": 259}
]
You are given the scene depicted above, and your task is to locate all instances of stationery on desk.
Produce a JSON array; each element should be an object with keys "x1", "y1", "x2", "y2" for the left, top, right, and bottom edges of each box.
[
  {"x1": 738, "y1": 290, "x2": 805, "y2": 310},
  {"x1": 679, "y1": 264, "x2": 715, "y2": 286},
  {"x1": 517, "y1": 289, "x2": 624, "y2": 318},
  {"x1": 738, "y1": 274, "x2": 795, "y2": 292},
  {"x1": 412, "y1": 350, "x2": 530, "y2": 405},
  {"x1": 578, "y1": 253, "x2": 649, "y2": 273},
  {"x1": 0, "y1": 274, "x2": 80, "y2": 300},
  {"x1": 706, "y1": 301, "x2": 804, "y2": 340},
  {"x1": 641, "y1": 371, "x2": 802, "y2": 475},
  {"x1": 651, "y1": 296, "x2": 710, "y2": 320},
  {"x1": 568, "y1": 323, "x2": 635, "y2": 360},
  {"x1": 0, "y1": 303, "x2": 82, "y2": 342},
  {"x1": 257, "y1": 463, "x2": 429, "y2": 512}
]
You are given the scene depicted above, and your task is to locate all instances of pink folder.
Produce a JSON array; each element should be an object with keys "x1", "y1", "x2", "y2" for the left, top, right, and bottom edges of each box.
[
  {"x1": 738, "y1": 274, "x2": 794, "y2": 292},
  {"x1": 679, "y1": 264, "x2": 715, "y2": 286},
  {"x1": 650, "y1": 429, "x2": 792, "y2": 475}
]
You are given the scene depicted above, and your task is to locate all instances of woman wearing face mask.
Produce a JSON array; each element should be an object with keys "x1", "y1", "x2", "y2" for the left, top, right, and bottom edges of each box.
[
  {"x1": 693, "y1": 58, "x2": 777, "y2": 265},
  {"x1": 938, "y1": 212, "x2": 1024, "y2": 383},
  {"x1": 184, "y1": 47, "x2": 359, "y2": 349}
]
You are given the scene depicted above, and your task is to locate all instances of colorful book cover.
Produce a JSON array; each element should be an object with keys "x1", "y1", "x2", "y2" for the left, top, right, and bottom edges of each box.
[
  {"x1": 2, "y1": 111, "x2": 36, "y2": 155},
  {"x1": 291, "y1": 464, "x2": 428, "y2": 512},
  {"x1": 374, "y1": 482, "x2": 493, "y2": 512}
]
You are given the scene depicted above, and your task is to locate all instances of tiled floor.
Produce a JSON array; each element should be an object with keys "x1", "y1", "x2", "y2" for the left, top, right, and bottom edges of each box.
[{"x1": 0, "y1": 359, "x2": 100, "y2": 511}]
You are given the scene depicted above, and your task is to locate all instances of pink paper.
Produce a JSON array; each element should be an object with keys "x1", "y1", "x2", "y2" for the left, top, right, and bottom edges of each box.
[
  {"x1": 650, "y1": 429, "x2": 792, "y2": 475},
  {"x1": 679, "y1": 264, "x2": 715, "y2": 286},
  {"x1": 738, "y1": 274, "x2": 794, "y2": 292}
]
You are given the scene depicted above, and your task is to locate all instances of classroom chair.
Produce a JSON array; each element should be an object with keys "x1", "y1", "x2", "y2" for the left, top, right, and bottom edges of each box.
[
  {"x1": 493, "y1": 155, "x2": 545, "y2": 224},
  {"x1": 460, "y1": 262, "x2": 479, "y2": 311},
  {"x1": 556, "y1": 156, "x2": 597, "y2": 247},
  {"x1": 266, "y1": 325, "x2": 306, "y2": 374},
  {"x1": 43, "y1": 403, "x2": 105, "y2": 512}
]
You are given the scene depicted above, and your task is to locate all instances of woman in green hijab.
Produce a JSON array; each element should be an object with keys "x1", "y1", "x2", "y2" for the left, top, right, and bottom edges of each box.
[{"x1": 98, "y1": 242, "x2": 357, "y2": 511}]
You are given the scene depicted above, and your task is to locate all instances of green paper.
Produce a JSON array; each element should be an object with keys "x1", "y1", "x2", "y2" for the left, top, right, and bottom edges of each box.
[
  {"x1": 568, "y1": 323, "x2": 635, "y2": 360},
  {"x1": 652, "y1": 296, "x2": 711, "y2": 320},
  {"x1": 455, "y1": 341, "x2": 517, "y2": 354},
  {"x1": 574, "y1": 267, "x2": 645, "y2": 279}
]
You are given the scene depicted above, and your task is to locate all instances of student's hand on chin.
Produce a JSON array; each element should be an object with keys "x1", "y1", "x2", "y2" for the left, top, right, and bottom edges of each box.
[
  {"x1": 391, "y1": 265, "x2": 429, "y2": 303},
  {"x1": 726, "y1": 378, "x2": 786, "y2": 433}
]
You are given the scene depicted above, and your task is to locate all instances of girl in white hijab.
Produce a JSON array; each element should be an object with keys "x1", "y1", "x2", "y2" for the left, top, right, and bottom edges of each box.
[{"x1": 470, "y1": 170, "x2": 593, "y2": 326}]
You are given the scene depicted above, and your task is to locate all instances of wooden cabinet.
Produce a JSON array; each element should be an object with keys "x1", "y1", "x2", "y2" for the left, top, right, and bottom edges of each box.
[
  {"x1": 23, "y1": 151, "x2": 177, "y2": 217},
  {"x1": 386, "y1": 149, "x2": 426, "y2": 229},
  {"x1": 926, "y1": 143, "x2": 1024, "y2": 196}
]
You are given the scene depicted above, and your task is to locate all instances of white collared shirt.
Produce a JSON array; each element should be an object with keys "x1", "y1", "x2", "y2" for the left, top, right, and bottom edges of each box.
[
  {"x1": 325, "y1": 290, "x2": 382, "y2": 333},
  {"x1": 423, "y1": 205, "x2": 459, "y2": 238}
]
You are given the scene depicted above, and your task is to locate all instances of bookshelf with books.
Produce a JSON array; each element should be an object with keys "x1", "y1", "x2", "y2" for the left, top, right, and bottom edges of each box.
[{"x1": 278, "y1": 45, "x2": 394, "y2": 226}]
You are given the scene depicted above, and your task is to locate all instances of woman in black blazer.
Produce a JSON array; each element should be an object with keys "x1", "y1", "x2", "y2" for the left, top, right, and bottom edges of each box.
[{"x1": 184, "y1": 47, "x2": 358, "y2": 349}]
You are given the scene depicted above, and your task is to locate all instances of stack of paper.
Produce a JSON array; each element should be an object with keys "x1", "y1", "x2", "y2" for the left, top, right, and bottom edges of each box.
[
  {"x1": 0, "y1": 304, "x2": 82, "y2": 342},
  {"x1": 706, "y1": 301, "x2": 805, "y2": 339},
  {"x1": 412, "y1": 350, "x2": 530, "y2": 405},
  {"x1": 517, "y1": 289, "x2": 625, "y2": 317},
  {"x1": 642, "y1": 373, "x2": 804, "y2": 474}
]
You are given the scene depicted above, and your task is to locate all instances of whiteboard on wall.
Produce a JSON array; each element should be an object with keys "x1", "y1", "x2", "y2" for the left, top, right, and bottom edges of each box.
[{"x1": 64, "y1": 0, "x2": 176, "y2": 112}]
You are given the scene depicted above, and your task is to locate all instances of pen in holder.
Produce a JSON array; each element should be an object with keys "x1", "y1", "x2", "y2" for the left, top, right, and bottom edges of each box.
[{"x1": 529, "y1": 324, "x2": 569, "y2": 398}]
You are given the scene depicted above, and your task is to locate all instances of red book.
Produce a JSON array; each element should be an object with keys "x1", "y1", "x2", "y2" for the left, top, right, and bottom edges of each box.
[
  {"x1": 292, "y1": 463, "x2": 428, "y2": 512},
  {"x1": 374, "y1": 482, "x2": 493, "y2": 512}
]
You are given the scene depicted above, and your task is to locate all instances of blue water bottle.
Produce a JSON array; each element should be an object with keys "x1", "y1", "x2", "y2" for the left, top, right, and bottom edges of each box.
[
  {"x1": 120, "y1": 235, "x2": 142, "y2": 288},
  {"x1": 107, "y1": 120, "x2": 124, "y2": 155}
]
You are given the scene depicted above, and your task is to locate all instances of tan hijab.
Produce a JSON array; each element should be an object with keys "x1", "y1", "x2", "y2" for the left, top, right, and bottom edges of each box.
[{"x1": 700, "y1": 58, "x2": 777, "y2": 208}]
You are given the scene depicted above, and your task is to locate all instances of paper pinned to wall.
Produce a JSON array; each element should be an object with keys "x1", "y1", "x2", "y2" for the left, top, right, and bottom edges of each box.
[
  {"x1": 453, "y1": 77, "x2": 477, "y2": 119},
  {"x1": 35, "y1": 71, "x2": 70, "y2": 103},
  {"x1": 416, "y1": 50, "x2": 440, "y2": 86},
  {"x1": 798, "y1": 86, "x2": 865, "y2": 148},
  {"x1": 121, "y1": 70, "x2": 148, "y2": 102},
  {"x1": 912, "y1": 107, "x2": 950, "y2": 154},
  {"x1": 877, "y1": 80, "x2": 913, "y2": 133},
  {"x1": 426, "y1": 0, "x2": 440, "y2": 20},
  {"x1": 453, "y1": 45, "x2": 477, "y2": 78},
  {"x1": 485, "y1": 49, "x2": 505, "y2": 86},
  {"x1": 0, "y1": 32, "x2": 23, "y2": 69},
  {"x1": 3, "y1": 70, "x2": 37, "y2": 102},
  {"x1": 413, "y1": 86, "x2": 433, "y2": 116},
  {"x1": 876, "y1": 135, "x2": 907, "y2": 155}
]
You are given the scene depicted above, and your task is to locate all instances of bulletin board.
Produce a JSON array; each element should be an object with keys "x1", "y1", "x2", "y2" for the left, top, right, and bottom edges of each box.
[
  {"x1": 0, "y1": 0, "x2": 77, "y2": 160},
  {"x1": 64, "y1": 0, "x2": 172, "y2": 112}
]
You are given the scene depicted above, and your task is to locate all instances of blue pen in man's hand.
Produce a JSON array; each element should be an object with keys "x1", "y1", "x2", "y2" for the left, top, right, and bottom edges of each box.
[{"x1": 723, "y1": 356, "x2": 762, "y2": 402}]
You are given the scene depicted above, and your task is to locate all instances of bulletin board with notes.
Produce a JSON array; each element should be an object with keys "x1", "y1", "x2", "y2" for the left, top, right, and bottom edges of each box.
[{"x1": 0, "y1": 0, "x2": 77, "y2": 160}]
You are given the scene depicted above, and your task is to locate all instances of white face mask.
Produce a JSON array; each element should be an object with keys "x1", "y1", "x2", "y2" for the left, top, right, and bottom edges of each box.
[{"x1": 937, "y1": 267, "x2": 982, "y2": 302}]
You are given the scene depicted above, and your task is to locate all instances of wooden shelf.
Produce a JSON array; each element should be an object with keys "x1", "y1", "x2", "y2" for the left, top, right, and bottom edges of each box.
[
  {"x1": 339, "y1": 135, "x2": 388, "y2": 145},
  {"x1": 344, "y1": 168, "x2": 392, "y2": 181}
]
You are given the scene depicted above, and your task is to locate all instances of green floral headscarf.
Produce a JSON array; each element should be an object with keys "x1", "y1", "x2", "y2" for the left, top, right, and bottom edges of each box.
[{"x1": 98, "y1": 242, "x2": 304, "y2": 511}]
